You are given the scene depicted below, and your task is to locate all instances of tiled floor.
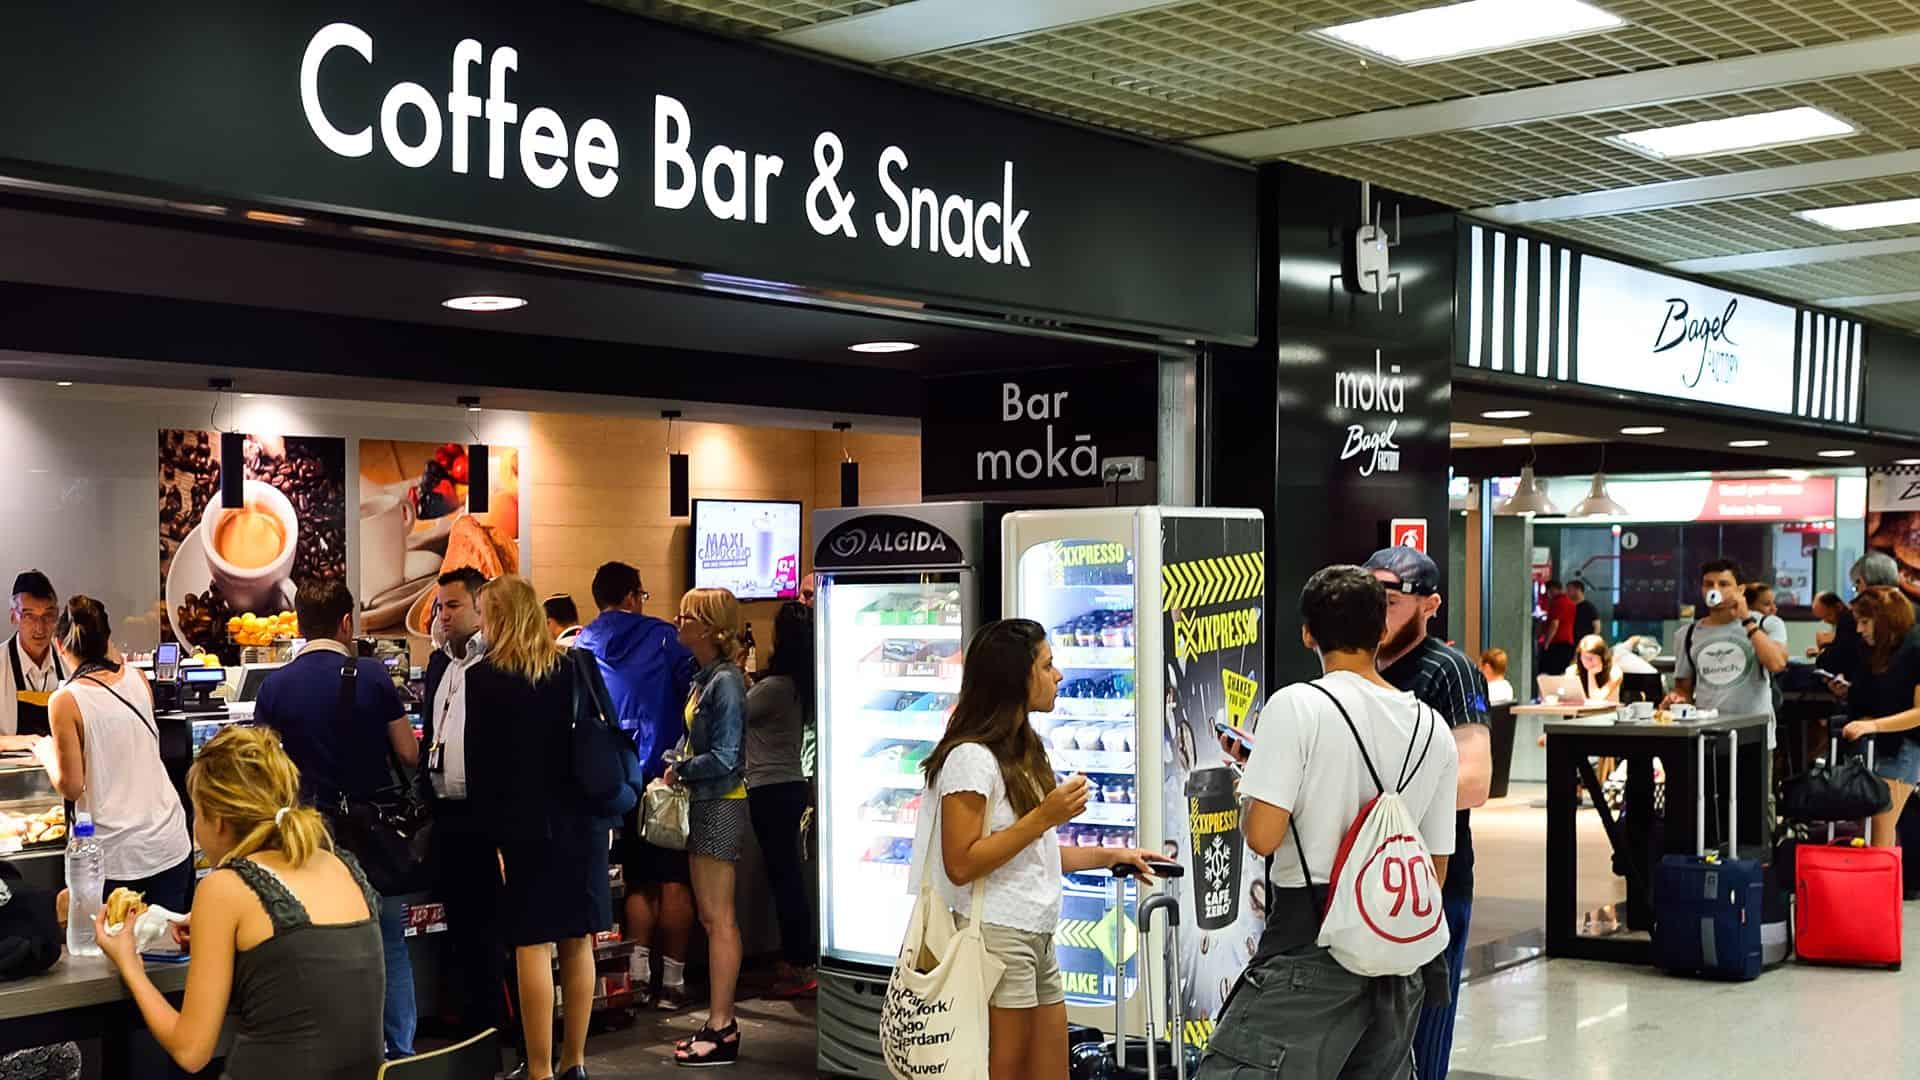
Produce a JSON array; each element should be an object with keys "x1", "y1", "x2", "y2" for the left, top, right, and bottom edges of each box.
[
  {"x1": 1450, "y1": 911, "x2": 1920, "y2": 1079},
  {"x1": 579, "y1": 996, "x2": 818, "y2": 1078}
]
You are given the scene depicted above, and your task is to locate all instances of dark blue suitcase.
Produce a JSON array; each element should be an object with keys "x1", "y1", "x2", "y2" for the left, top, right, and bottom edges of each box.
[{"x1": 1652, "y1": 732, "x2": 1765, "y2": 980}]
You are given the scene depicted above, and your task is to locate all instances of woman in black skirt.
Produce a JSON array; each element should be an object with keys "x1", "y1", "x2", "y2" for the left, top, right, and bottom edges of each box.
[{"x1": 469, "y1": 575, "x2": 611, "y2": 1080}]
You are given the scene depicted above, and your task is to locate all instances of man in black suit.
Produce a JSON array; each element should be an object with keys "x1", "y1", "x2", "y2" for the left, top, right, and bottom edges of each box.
[{"x1": 418, "y1": 567, "x2": 508, "y2": 1050}]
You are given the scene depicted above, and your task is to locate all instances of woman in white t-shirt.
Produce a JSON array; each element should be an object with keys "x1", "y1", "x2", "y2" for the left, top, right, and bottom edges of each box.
[{"x1": 915, "y1": 619, "x2": 1167, "y2": 1080}]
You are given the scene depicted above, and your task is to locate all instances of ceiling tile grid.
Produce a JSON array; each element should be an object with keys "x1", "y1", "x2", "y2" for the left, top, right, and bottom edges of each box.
[
  {"x1": 1291, "y1": 70, "x2": 1920, "y2": 208},
  {"x1": 596, "y1": 0, "x2": 902, "y2": 36},
  {"x1": 1535, "y1": 172, "x2": 1920, "y2": 263},
  {"x1": 1720, "y1": 251, "x2": 1920, "y2": 300},
  {"x1": 885, "y1": 0, "x2": 1920, "y2": 140}
]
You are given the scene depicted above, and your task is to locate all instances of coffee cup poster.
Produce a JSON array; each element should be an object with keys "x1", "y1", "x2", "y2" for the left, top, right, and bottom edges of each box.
[
  {"x1": 159, "y1": 430, "x2": 348, "y2": 651},
  {"x1": 1866, "y1": 471, "x2": 1920, "y2": 601},
  {"x1": 356, "y1": 441, "x2": 520, "y2": 643},
  {"x1": 1160, "y1": 515, "x2": 1266, "y2": 1042}
]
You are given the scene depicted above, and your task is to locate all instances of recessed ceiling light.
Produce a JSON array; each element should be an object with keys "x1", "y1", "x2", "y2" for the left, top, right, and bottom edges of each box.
[
  {"x1": 54, "y1": 381, "x2": 72, "y2": 387},
  {"x1": 1311, "y1": 0, "x2": 1624, "y2": 66},
  {"x1": 1728, "y1": 439, "x2": 1770, "y2": 448},
  {"x1": 442, "y1": 295, "x2": 528, "y2": 313},
  {"x1": 240, "y1": 392, "x2": 257, "y2": 399},
  {"x1": 1620, "y1": 426, "x2": 1666, "y2": 435},
  {"x1": 1796, "y1": 197, "x2": 1920, "y2": 232},
  {"x1": 458, "y1": 396, "x2": 482, "y2": 413},
  {"x1": 1895, "y1": 458, "x2": 1920, "y2": 465},
  {"x1": 1451, "y1": 430, "x2": 1470, "y2": 440},
  {"x1": 849, "y1": 341, "x2": 919, "y2": 354},
  {"x1": 1481, "y1": 409, "x2": 1532, "y2": 420},
  {"x1": 1502, "y1": 436, "x2": 1533, "y2": 446},
  {"x1": 1817, "y1": 449, "x2": 1856, "y2": 458},
  {"x1": 1608, "y1": 106, "x2": 1854, "y2": 161}
]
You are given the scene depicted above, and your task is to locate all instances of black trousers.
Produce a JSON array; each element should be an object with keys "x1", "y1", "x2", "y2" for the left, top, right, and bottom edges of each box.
[
  {"x1": 432, "y1": 801, "x2": 514, "y2": 1046},
  {"x1": 747, "y1": 781, "x2": 816, "y2": 969}
]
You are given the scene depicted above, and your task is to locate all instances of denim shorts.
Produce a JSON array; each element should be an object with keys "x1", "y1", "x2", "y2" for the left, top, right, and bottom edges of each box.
[{"x1": 1872, "y1": 738, "x2": 1920, "y2": 786}]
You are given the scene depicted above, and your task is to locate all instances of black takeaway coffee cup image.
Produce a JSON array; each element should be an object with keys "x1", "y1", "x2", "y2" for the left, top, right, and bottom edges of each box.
[{"x1": 1186, "y1": 766, "x2": 1244, "y2": 931}]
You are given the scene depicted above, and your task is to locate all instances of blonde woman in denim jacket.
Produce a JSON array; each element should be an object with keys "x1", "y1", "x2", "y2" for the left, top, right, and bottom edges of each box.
[{"x1": 664, "y1": 587, "x2": 749, "y2": 1067}]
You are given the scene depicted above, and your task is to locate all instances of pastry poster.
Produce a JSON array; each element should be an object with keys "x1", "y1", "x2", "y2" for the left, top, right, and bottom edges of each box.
[
  {"x1": 356, "y1": 441, "x2": 520, "y2": 643},
  {"x1": 1866, "y1": 470, "x2": 1920, "y2": 601},
  {"x1": 1159, "y1": 516, "x2": 1265, "y2": 1049},
  {"x1": 159, "y1": 430, "x2": 347, "y2": 651}
]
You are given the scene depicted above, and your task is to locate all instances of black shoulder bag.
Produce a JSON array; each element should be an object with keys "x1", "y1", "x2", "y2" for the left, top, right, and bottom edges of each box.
[{"x1": 322, "y1": 658, "x2": 433, "y2": 896}]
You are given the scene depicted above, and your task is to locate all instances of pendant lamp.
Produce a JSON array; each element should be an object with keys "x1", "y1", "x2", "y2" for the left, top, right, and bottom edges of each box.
[
  {"x1": 1568, "y1": 445, "x2": 1628, "y2": 519},
  {"x1": 1497, "y1": 441, "x2": 1558, "y2": 516}
]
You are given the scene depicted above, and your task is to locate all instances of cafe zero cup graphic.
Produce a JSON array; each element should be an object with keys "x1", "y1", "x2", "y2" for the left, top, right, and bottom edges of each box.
[
  {"x1": 1187, "y1": 766, "x2": 1244, "y2": 931},
  {"x1": 201, "y1": 479, "x2": 299, "y2": 612}
]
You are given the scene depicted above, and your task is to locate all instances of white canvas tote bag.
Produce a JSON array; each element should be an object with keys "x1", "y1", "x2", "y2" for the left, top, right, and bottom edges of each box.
[{"x1": 879, "y1": 787, "x2": 1006, "y2": 1080}]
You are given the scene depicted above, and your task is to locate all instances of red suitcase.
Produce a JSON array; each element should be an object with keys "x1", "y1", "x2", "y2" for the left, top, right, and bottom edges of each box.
[{"x1": 1794, "y1": 741, "x2": 1903, "y2": 969}]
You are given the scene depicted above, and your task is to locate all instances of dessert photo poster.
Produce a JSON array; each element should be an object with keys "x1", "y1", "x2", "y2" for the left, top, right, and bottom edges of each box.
[
  {"x1": 159, "y1": 430, "x2": 347, "y2": 652},
  {"x1": 355, "y1": 441, "x2": 521, "y2": 646},
  {"x1": 1867, "y1": 470, "x2": 1920, "y2": 603}
]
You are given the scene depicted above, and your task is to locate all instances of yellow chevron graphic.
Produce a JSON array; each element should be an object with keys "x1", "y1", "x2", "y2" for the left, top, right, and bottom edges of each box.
[
  {"x1": 1162, "y1": 552, "x2": 1266, "y2": 612},
  {"x1": 1185, "y1": 1019, "x2": 1214, "y2": 1050},
  {"x1": 1054, "y1": 919, "x2": 1103, "y2": 952}
]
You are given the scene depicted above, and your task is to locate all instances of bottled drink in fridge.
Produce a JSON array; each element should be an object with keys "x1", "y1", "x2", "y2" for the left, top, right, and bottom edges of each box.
[{"x1": 65, "y1": 813, "x2": 104, "y2": 957}]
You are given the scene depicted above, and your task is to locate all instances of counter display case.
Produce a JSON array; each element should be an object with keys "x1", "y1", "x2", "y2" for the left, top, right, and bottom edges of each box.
[{"x1": 0, "y1": 759, "x2": 67, "y2": 892}]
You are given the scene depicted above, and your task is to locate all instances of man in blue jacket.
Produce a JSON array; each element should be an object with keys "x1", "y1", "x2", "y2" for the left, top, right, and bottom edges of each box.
[{"x1": 577, "y1": 562, "x2": 699, "y2": 1008}]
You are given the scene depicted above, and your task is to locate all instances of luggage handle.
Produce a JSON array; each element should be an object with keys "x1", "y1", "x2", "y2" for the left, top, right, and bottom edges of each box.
[
  {"x1": 1110, "y1": 863, "x2": 1186, "y2": 1071},
  {"x1": 1825, "y1": 737, "x2": 1876, "y2": 844},
  {"x1": 1137, "y1": 892, "x2": 1186, "y2": 1080},
  {"x1": 1696, "y1": 729, "x2": 1739, "y2": 859}
]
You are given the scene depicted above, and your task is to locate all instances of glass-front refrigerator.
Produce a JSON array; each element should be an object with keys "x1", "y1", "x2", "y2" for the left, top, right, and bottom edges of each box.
[
  {"x1": 1002, "y1": 507, "x2": 1266, "y2": 1052},
  {"x1": 813, "y1": 502, "x2": 998, "y2": 1080}
]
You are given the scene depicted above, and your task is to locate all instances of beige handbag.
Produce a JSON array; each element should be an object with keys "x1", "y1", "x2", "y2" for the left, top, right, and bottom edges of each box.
[
  {"x1": 879, "y1": 791, "x2": 1004, "y2": 1080},
  {"x1": 643, "y1": 733, "x2": 692, "y2": 851}
]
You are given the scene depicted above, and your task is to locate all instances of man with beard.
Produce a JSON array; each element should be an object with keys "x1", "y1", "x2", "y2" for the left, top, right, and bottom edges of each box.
[{"x1": 1362, "y1": 546, "x2": 1492, "y2": 1080}]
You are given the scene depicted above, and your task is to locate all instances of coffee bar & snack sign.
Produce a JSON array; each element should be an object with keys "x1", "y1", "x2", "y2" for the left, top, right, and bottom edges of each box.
[
  {"x1": 0, "y1": 2, "x2": 1256, "y2": 341},
  {"x1": 301, "y1": 24, "x2": 1034, "y2": 268}
]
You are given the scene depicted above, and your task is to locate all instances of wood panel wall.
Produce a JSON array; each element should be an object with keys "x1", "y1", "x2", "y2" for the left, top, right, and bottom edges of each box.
[{"x1": 530, "y1": 413, "x2": 920, "y2": 642}]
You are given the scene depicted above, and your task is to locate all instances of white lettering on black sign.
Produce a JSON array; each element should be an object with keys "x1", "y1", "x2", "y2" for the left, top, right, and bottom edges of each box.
[
  {"x1": 1335, "y1": 350, "x2": 1404, "y2": 478},
  {"x1": 300, "y1": 24, "x2": 1033, "y2": 266},
  {"x1": 974, "y1": 382, "x2": 1100, "y2": 483}
]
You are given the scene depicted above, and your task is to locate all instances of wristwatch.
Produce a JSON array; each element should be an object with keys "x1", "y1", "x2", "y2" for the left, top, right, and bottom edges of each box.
[{"x1": 1742, "y1": 616, "x2": 1760, "y2": 632}]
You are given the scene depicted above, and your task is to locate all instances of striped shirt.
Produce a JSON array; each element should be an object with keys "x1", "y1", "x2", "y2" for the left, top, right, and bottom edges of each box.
[{"x1": 1382, "y1": 636, "x2": 1490, "y2": 900}]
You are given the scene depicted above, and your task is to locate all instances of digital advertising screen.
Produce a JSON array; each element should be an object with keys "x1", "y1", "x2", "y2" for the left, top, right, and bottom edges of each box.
[{"x1": 690, "y1": 499, "x2": 803, "y2": 601}]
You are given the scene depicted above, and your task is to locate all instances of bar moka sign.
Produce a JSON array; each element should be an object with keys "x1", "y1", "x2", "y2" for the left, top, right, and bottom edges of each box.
[{"x1": 0, "y1": 1, "x2": 1257, "y2": 341}]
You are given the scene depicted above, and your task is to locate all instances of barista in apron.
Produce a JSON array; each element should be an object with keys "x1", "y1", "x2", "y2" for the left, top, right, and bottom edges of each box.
[{"x1": 2, "y1": 571, "x2": 64, "y2": 743}]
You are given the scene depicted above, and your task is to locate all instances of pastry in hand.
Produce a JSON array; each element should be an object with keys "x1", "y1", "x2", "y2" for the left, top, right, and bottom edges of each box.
[{"x1": 105, "y1": 887, "x2": 146, "y2": 928}]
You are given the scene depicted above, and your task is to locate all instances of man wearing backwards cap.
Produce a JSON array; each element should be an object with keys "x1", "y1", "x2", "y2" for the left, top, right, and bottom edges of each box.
[{"x1": 1362, "y1": 545, "x2": 1492, "y2": 1080}]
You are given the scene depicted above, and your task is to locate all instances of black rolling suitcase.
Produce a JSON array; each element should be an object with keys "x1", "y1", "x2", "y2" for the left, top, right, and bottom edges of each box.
[{"x1": 1068, "y1": 863, "x2": 1197, "y2": 1080}]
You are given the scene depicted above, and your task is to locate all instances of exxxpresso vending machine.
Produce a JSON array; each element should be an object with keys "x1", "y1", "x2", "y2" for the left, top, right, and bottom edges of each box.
[
  {"x1": 1002, "y1": 507, "x2": 1267, "y2": 1050},
  {"x1": 813, "y1": 502, "x2": 1003, "y2": 1080}
]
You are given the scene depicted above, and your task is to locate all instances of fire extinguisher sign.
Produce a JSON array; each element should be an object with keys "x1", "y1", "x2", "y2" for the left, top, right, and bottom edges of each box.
[{"x1": 1390, "y1": 518, "x2": 1428, "y2": 553}]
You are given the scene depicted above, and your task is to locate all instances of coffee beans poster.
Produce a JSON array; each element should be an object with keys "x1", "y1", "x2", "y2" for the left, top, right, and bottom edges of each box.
[
  {"x1": 356, "y1": 441, "x2": 520, "y2": 642},
  {"x1": 159, "y1": 430, "x2": 348, "y2": 652}
]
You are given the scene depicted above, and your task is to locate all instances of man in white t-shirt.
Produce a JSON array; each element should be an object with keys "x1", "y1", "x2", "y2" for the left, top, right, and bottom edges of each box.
[{"x1": 1198, "y1": 565, "x2": 1458, "y2": 1080}]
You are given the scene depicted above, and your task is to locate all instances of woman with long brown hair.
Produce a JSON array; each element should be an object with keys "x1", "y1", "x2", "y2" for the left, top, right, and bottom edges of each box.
[
  {"x1": 1840, "y1": 586, "x2": 1920, "y2": 853},
  {"x1": 909, "y1": 619, "x2": 1166, "y2": 1080},
  {"x1": 1568, "y1": 634, "x2": 1623, "y2": 703},
  {"x1": 468, "y1": 575, "x2": 610, "y2": 1080},
  {"x1": 95, "y1": 725, "x2": 384, "y2": 1079}
]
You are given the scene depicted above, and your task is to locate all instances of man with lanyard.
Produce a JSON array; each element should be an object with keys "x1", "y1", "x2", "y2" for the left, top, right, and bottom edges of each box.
[
  {"x1": 1, "y1": 571, "x2": 64, "y2": 745},
  {"x1": 1363, "y1": 546, "x2": 1493, "y2": 1080},
  {"x1": 417, "y1": 567, "x2": 516, "y2": 1067}
]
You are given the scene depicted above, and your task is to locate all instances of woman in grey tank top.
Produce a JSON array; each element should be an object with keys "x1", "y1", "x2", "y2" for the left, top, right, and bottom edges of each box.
[{"x1": 94, "y1": 726, "x2": 384, "y2": 1080}]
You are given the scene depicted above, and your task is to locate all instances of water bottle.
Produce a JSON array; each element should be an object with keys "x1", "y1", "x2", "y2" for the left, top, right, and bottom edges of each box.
[{"x1": 65, "y1": 813, "x2": 104, "y2": 958}]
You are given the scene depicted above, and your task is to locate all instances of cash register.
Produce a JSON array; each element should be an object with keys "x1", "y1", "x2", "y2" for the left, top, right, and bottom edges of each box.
[{"x1": 177, "y1": 665, "x2": 227, "y2": 713}]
